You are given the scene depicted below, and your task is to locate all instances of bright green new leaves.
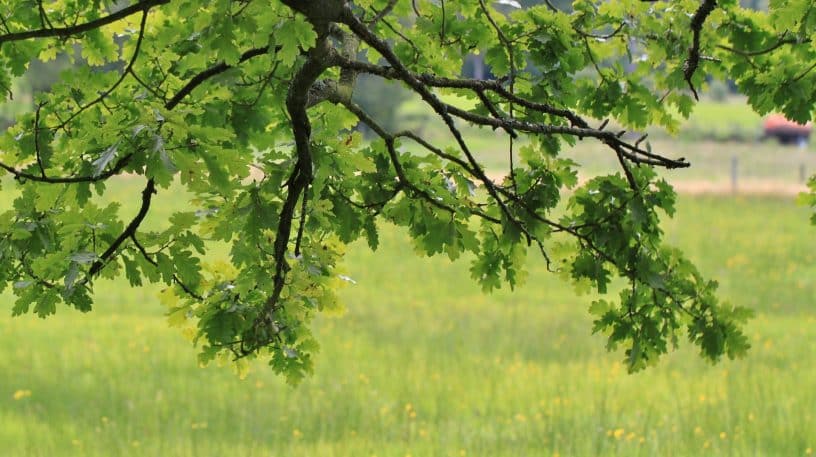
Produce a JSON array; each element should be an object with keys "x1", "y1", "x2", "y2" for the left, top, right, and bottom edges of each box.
[
  {"x1": 274, "y1": 16, "x2": 318, "y2": 67},
  {"x1": 0, "y1": 0, "x2": 812, "y2": 382}
]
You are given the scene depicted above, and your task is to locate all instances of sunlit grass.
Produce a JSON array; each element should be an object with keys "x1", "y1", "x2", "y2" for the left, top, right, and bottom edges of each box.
[{"x1": 0, "y1": 176, "x2": 814, "y2": 456}]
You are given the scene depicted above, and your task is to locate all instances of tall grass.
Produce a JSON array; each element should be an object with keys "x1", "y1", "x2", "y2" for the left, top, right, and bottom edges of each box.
[{"x1": 0, "y1": 178, "x2": 814, "y2": 456}]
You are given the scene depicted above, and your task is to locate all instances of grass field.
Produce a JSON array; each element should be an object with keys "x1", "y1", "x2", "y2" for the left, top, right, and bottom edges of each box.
[
  {"x1": 1, "y1": 175, "x2": 815, "y2": 455},
  {"x1": 674, "y1": 99, "x2": 762, "y2": 142}
]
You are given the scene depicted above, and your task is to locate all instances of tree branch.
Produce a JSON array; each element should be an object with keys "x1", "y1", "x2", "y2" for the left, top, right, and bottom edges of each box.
[
  {"x1": 340, "y1": 8, "x2": 522, "y2": 232},
  {"x1": 248, "y1": 26, "x2": 335, "y2": 353},
  {"x1": 165, "y1": 46, "x2": 271, "y2": 110},
  {"x1": 87, "y1": 178, "x2": 156, "y2": 278},
  {"x1": 716, "y1": 33, "x2": 798, "y2": 57},
  {"x1": 366, "y1": 0, "x2": 398, "y2": 25},
  {"x1": 130, "y1": 234, "x2": 204, "y2": 300},
  {"x1": 332, "y1": 56, "x2": 686, "y2": 169},
  {"x1": 0, "y1": 0, "x2": 169, "y2": 44},
  {"x1": 576, "y1": 22, "x2": 626, "y2": 40},
  {"x1": 0, "y1": 153, "x2": 133, "y2": 183},
  {"x1": 52, "y1": 10, "x2": 150, "y2": 130},
  {"x1": 684, "y1": 0, "x2": 717, "y2": 100}
]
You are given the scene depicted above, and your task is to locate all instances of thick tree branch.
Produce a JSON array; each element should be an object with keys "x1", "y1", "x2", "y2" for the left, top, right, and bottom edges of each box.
[
  {"x1": 684, "y1": 0, "x2": 717, "y2": 100},
  {"x1": 247, "y1": 23, "x2": 337, "y2": 354}
]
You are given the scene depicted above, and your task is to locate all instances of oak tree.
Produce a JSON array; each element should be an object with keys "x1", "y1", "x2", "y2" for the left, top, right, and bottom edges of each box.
[{"x1": 1, "y1": 0, "x2": 814, "y2": 383}]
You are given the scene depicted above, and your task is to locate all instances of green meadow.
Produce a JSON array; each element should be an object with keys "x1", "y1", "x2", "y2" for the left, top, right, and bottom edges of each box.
[
  {"x1": 1, "y1": 172, "x2": 815, "y2": 456},
  {"x1": 0, "y1": 93, "x2": 813, "y2": 456}
]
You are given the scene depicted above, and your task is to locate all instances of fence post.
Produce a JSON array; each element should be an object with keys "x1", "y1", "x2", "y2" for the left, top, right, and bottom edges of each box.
[{"x1": 730, "y1": 156, "x2": 738, "y2": 194}]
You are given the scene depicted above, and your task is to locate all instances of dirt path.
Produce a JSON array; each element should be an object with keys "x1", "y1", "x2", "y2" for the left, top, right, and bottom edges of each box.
[
  {"x1": 669, "y1": 179, "x2": 808, "y2": 196},
  {"x1": 135, "y1": 169, "x2": 811, "y2": 197}
]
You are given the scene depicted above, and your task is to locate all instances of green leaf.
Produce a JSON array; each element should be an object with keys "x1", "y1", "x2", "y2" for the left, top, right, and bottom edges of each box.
[
  {"x1": 92, "y1": 142, "x2": 119, "y2": 177},
  {"x1": 275, "y1": 16, "x2": 317, "y2": 66}
]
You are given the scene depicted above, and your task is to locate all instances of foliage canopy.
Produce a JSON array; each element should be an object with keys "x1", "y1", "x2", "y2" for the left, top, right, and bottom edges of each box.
[{"x1": 0, "y1": 0, "x2": 814, "y2": 383}]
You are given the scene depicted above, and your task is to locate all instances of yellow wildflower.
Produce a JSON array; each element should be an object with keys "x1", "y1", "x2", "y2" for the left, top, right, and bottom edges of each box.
[{"x1": 12, "y1": 390, "x2": 31, "y2": 400}]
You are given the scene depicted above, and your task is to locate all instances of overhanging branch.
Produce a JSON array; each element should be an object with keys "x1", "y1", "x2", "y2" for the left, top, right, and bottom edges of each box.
[
  {"x1": 0, "y1": 0, "x2": 169, "y2": 44},
  {"x1": 333, "y1": 56, "x2": 688, "y2": 170}
]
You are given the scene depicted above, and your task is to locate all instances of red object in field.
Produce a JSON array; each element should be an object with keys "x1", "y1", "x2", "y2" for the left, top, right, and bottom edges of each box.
[{"x1": 763, "y1": 114, "x2": 812, "y2": 145}]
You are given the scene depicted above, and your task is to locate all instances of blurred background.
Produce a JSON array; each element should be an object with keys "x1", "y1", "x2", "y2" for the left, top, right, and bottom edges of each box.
[{"x1": 1, "y1": 0, "x2": 815, "y2": 456}]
